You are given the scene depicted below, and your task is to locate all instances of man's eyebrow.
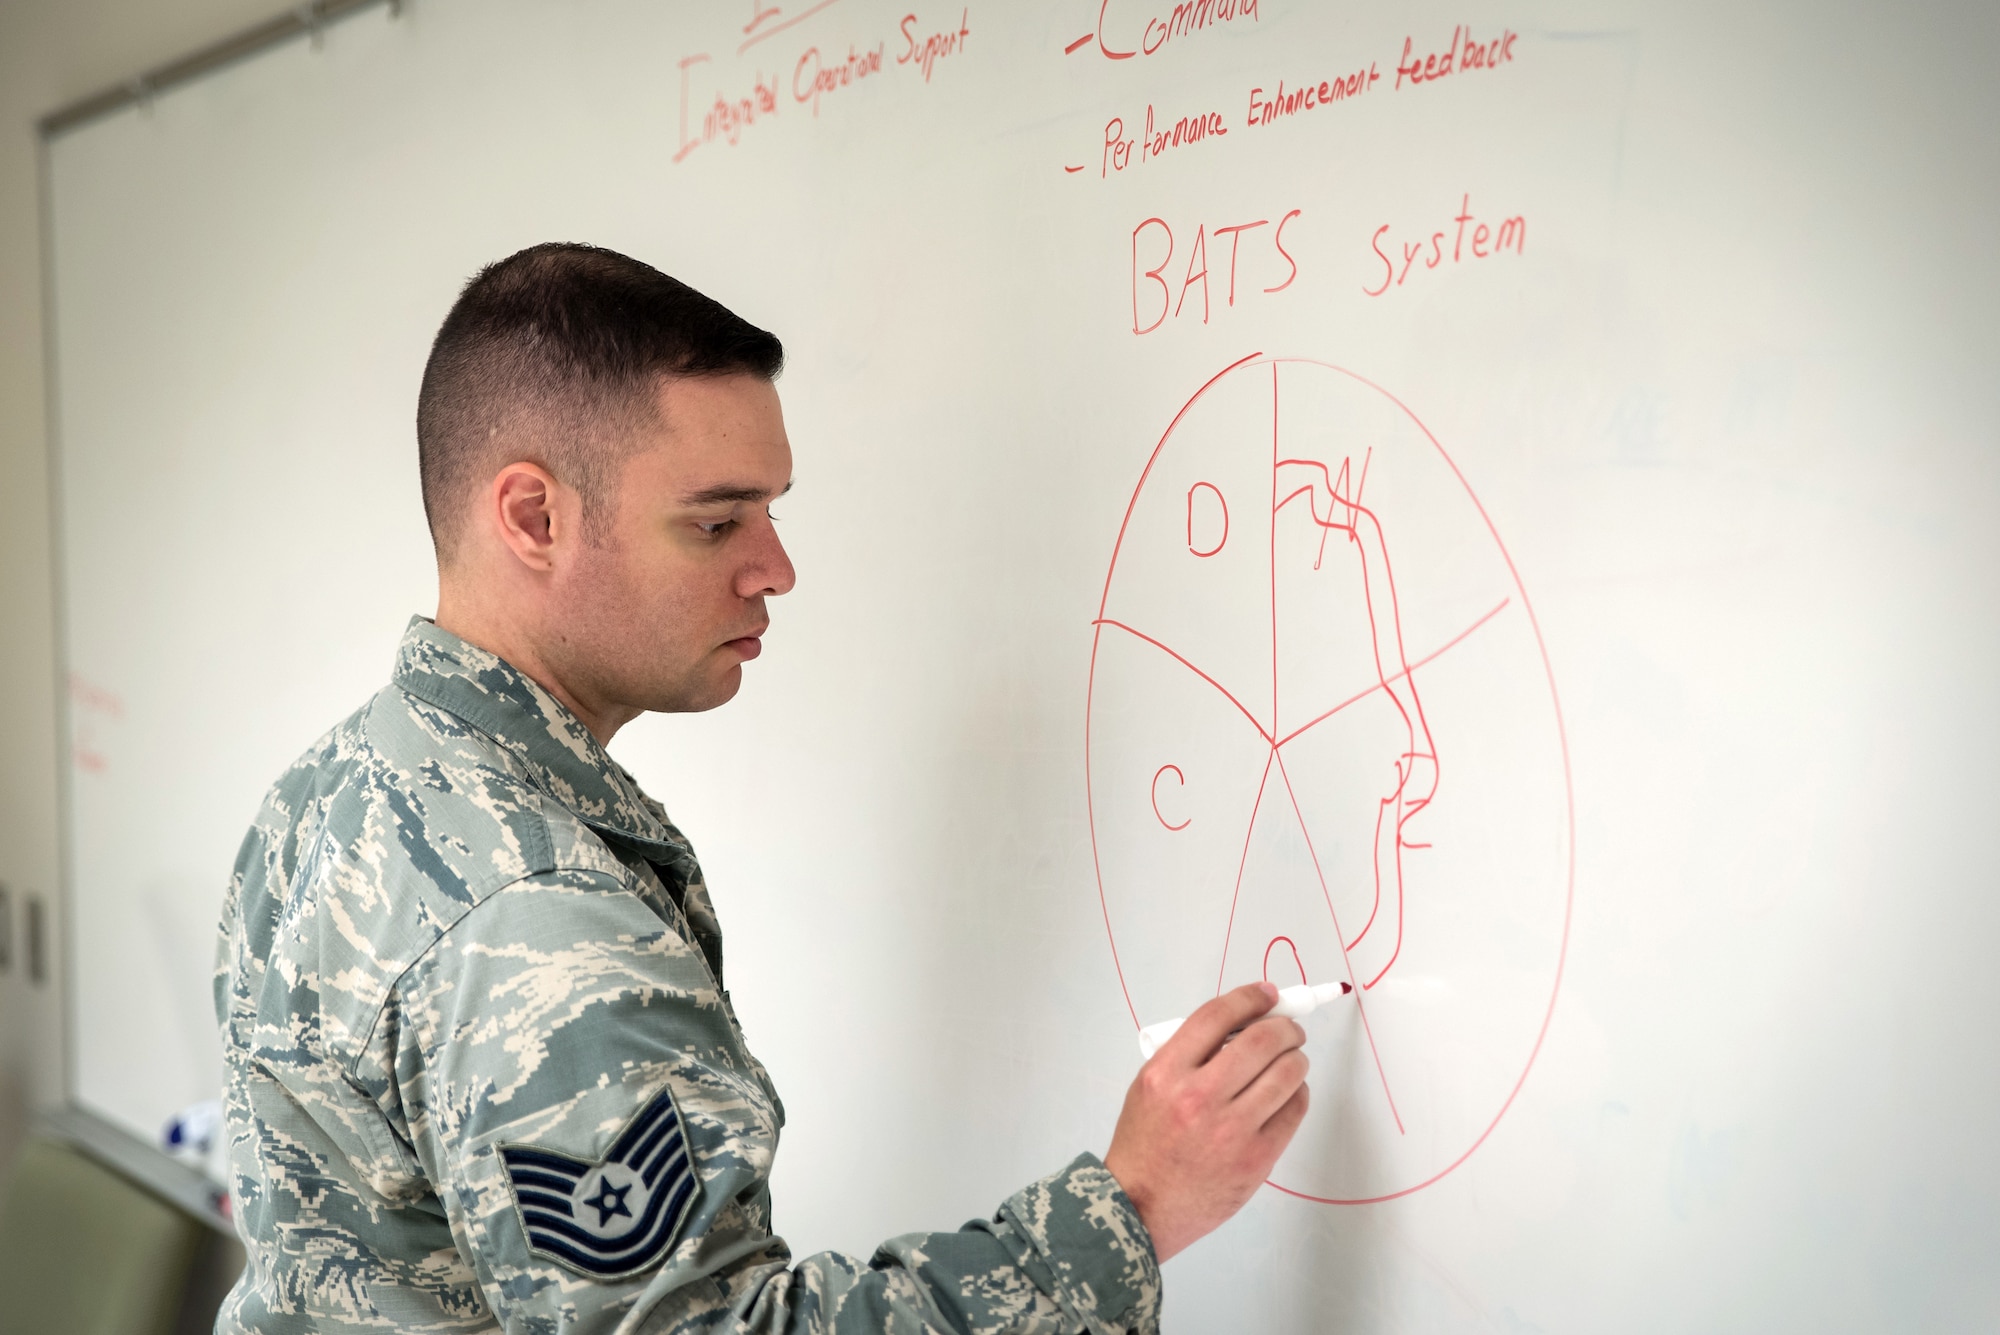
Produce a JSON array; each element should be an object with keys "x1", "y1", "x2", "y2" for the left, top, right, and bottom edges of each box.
[{"x1": 680, "y1": 478, "x2": 794, "y2": 506}]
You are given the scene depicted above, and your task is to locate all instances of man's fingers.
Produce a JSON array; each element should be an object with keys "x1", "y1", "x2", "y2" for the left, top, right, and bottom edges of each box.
[
  {"x1": 1230, "y1": 1014, "x2": 1307, "y2": 1066},
  {"x1": 1161, "y1": 982, "x2": 1279, "y2": 1066},
  {"x1": 1201, "y1": 1013, "x2": 1306, "y2": 1097},
  {"x1": 1234, "y1": 1046, "x2": 1310, "y2": 1125},
  {"x1": 1260, "y1": 1081, "x2": 1310, "y2": 1145}
]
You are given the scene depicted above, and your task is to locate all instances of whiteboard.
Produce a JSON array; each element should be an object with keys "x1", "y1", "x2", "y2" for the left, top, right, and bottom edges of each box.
[{"x1": 45, "y1": 0, "x2": 2000, "y2": 1328}]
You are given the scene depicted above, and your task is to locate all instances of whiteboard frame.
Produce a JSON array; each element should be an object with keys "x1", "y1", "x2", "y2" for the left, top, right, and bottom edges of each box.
[{"x1": 33, "y1": 0, "x2": 402, "y2": 1150}]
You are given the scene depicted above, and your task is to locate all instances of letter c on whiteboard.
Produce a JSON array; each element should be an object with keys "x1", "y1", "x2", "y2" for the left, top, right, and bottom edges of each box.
[
  {"x1": 1187, "y1": 482, "x2": 1228, "y2": 556},
  {"x1": 1151, "y1": 764, "x2": 1190, "y2": 830}
]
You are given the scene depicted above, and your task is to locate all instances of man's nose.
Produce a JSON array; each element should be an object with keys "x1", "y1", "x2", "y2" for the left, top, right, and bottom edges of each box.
[{"x1": 741, "y1": 518, "x2": 796, "y2": 598}]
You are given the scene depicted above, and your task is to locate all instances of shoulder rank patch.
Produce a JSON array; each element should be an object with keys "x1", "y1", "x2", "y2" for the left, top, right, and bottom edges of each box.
[{"x1": 499, "y1": 1085, "x2": 702, "y2": 1278}]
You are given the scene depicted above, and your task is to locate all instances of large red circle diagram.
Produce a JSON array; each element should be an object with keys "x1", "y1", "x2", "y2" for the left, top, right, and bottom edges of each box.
[{"x1": 1086, "y1": 355, "x2": 1574, "y2": 1204}]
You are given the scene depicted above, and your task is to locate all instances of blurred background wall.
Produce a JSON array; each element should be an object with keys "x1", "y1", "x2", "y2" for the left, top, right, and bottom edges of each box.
[{"x1": 0, "y1": 0, "x2": 278, "y2": 1187}]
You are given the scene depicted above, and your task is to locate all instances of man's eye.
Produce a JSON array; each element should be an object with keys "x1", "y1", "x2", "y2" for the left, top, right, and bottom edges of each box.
[{"x1": 696, "y1": 519, "x2": 737, "y2": 539}]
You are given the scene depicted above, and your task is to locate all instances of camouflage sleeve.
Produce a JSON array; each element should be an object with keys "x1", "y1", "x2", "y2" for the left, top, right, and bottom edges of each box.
[
  {"x1": 388, "y1": 868, "x2": 1160, "y2": 1335},
  {"x1": 695, "y1": 1155, "x2": 1161, "y2": 1335}
]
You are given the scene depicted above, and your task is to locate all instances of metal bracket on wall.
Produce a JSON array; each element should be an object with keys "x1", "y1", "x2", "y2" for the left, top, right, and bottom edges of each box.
[
  {"x1": 25, "y1": 894, "x2": 45, "y2": 986},
  {"x1": 39, "y1": 0, "x2": 398, "y2": 138}
]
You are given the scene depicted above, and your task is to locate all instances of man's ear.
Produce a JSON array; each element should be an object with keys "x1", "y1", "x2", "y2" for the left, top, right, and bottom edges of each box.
[{"x1": 489, "y1": 463, "x2": 570, "y2": 572}]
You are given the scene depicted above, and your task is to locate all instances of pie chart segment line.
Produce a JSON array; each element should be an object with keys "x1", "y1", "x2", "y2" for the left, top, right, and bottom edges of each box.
[
  {"x1": 1276, "y1": 596, "x2": 1513, "y2": 751},
  {"x1": 1272, "y1": 745, "x2": 1405, "y2": 1135},
  {"x1": 1213, "y1": 745, "x2": 1279, "y2": 997},
  {"x1": 1084, "y1": 620, "x2": 1143, "y2": 1029},
  {"x1": 1269, "y1": 361, "x2": 1281, "y2": 746},
  {"x1": 1090, "y1": 617, "x2": 1276, "y2": 748}
]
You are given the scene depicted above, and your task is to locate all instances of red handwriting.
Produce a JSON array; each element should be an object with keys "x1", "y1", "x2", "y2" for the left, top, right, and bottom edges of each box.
[
  {"x1": 1144, "y1": 104, "x2": 1226, "y2": 162},
  {"x1": 1070, "y1": 29, "x2": 1519, "y2": 174},
  {"x1": 898, "y1": 9, "x2": 968, "y2": 81},
  {"x1": 739, "y1": 0, "x2": 842, "y2": 55},
  {"x1": 1263, "y1": 935, "x2": 1308, "y2": 986},
  {"x1": 1395, "y1": 25, "x2": 1517, "y2": 89},
  {"x1": 795, "y1": 41, "x2": 884, "y2": 114},
  {"x1": 1187, "y1": 481, "x2": 1228, "y2": 555},
  {"x1": 1067, "y1": 0, "x2": 1260, "y2": 61},
  {"x1": 1151, "y1": 764, "x2": 1191, "y2": 830},
  {"x1": 675, "y1": 56, "x2": 780, "y2": 162},
  {"x1": 69, "y1": 674, "x2": 125, "y2": 717},
  {"x1": 1131, "y1": 209, "x2": 1299, "y2": 334},
  {"x1": 1365, "y1": 194, "x2": 1523, "y2": 297},
  {"x1": 1247, "y1": 61, "x2": 1380, "y2": 128},
  {"x1": 678, "y1": 7, "x2": 968, "y2": 164},
  {"x1": 1101, "y1": 103, "x2": 1226, "y2": 177},
  {"x1": 70, "y1": 674, "x2": 123, "y2": 777}
]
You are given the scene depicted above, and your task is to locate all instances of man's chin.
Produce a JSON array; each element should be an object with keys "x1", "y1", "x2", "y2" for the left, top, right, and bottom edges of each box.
[
  {"x1": 648, "y1": 665, "x2": 743, "y2": 716},
  {"x1": 697, "y1": 667, "x2": 745, "y2": 711}
]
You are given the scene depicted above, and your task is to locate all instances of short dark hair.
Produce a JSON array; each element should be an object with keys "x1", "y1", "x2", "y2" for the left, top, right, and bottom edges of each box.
[{"x1": 416, "y1": 242, "x2": 783, "y2": 553}]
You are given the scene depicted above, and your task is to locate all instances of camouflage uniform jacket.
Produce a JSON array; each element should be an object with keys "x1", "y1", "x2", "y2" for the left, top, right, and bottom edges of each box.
[{"x1": 214, "y1": 618, "x2": 1161, "y2": 1335}]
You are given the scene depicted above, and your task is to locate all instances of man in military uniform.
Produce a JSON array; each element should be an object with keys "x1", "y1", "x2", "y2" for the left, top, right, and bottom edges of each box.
[{"x1": 214, "y1": 244, "x2": 1311, "y2": 1334}]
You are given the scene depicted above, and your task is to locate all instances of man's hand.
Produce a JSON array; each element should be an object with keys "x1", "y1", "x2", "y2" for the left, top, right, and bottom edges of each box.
[{"x1": 1102, "y1": 982, "x2": 1310, "y2": 1262}]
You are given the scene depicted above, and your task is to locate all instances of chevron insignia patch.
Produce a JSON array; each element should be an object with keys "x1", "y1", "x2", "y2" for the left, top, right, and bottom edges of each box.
[{"x1": 499, "y1": 1086, "x2": 702, "y2": 1278}]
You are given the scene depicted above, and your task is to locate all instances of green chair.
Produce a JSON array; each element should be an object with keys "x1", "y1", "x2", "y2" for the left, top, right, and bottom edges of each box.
[{"x1": 0, "y1": 1137, "x2": 208, "y2": 1335}]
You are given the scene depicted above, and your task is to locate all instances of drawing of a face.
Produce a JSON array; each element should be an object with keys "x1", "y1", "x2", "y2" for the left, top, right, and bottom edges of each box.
[
  {"x1": 1087, "y1": 358, "x2": 1572, "y2": 1204},
  {"x1": 1210, "y1": 454, "x2": 1441, "y2": 1001}
]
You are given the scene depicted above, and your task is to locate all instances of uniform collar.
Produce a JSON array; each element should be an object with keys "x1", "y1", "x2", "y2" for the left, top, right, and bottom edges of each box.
[{"x1": 391, "y1": 617, "x2": 686, "y2": 860}]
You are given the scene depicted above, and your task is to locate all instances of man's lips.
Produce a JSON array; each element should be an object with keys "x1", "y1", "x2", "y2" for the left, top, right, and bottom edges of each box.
[{"x1": 723, "y1": 628, "x2": 767, "y2": 660}]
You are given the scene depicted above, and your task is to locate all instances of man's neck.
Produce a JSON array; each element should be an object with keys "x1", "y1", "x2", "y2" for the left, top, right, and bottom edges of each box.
[{"x1": 433, "y1": 596, "x2": 638, "y2": 746}]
